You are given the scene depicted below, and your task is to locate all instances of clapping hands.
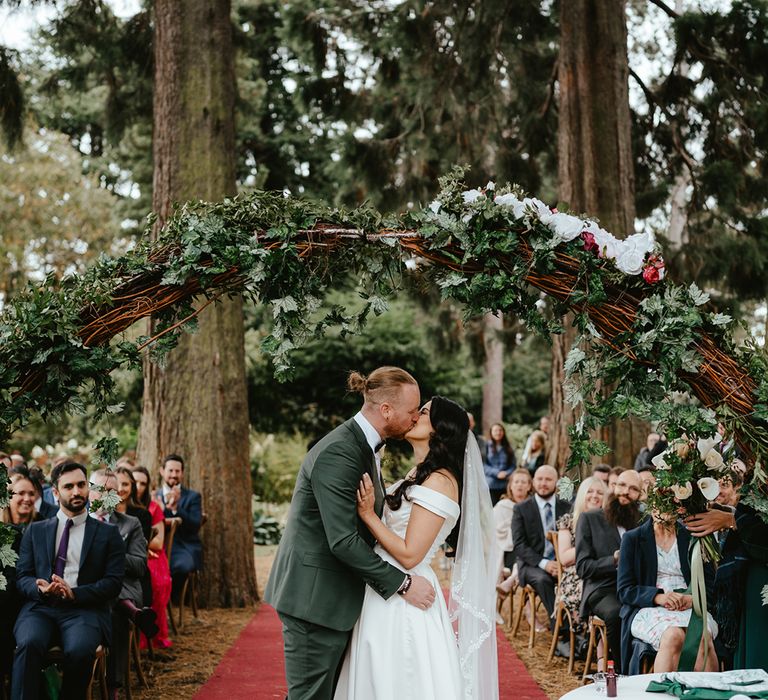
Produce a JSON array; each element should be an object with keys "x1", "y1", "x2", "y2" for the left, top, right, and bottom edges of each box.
[
  {"x1": 164, "y1": 485, "x2": 181, "y2": 511},
  {"x1": 37, "y1": 574, "x2": 75, "y2": 601}
]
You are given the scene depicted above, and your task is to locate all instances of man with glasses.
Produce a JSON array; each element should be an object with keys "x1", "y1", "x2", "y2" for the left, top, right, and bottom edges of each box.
[{"x1": 576, "y1": 469, "x2": 643, "y2": 672}]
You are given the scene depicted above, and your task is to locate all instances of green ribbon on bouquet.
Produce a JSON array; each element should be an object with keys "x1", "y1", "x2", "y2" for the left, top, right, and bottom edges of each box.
[{"x1": 678, "y1": 538, "x2": 708, "y2": 671}]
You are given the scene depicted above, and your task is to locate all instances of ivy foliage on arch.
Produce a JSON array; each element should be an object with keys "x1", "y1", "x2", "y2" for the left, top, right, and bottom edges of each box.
[{"x1": 2, "y1": 168, "x2": 768, "y2": 581}]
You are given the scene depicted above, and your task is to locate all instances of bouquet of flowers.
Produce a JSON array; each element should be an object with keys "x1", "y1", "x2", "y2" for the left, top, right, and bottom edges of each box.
[{"x1": 648, "y1": 432, "x2": 730, "y2": 563}]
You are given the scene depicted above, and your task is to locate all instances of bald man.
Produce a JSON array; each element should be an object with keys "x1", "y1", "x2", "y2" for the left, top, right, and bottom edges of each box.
[
  {"x1": 576, "y1": 468, "x2": 643, "y2": 672},
  {"x1": 511, "y1": 465, "x2": 572, "y2": 628}
]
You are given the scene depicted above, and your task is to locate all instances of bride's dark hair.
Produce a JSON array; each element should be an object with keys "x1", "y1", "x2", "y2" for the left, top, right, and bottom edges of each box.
[{"x1": 386, "y1": 395, "x2": 469, "y2": 553}]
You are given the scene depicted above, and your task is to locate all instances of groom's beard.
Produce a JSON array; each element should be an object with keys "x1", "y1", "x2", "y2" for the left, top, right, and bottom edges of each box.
[{"x1": 604, "y1": 494, "x2": 641, "y2": 531}]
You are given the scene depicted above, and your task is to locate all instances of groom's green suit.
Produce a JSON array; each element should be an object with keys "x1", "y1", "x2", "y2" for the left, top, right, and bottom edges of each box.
[{"x1": 265, "y1": 417, "x2": 406, "y2": 699}]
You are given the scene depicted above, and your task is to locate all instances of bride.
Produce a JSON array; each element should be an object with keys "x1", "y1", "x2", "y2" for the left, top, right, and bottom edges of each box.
[{"x1": 334, "y1": 396, "x2": 499, "y2": 700}]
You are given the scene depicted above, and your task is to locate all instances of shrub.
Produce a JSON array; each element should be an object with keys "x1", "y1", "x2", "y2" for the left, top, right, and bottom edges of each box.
[{"x1": 250, "y1": 430, "x2": 308, "y2": 503}]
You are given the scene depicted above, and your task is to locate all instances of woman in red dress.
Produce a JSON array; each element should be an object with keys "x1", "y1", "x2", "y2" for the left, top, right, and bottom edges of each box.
[{"x1": 132, "y1": 466, "x2": 173, "y2": 648}]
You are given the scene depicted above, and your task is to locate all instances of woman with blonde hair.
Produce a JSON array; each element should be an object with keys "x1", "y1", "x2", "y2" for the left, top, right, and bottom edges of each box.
[
  {"x1": 522, "y1": 430, "x2": 547, "y2": 475},
  {"x1": 556, "y1": 476, "x2": 606, "y2": 634},
  {"x1": 494, "y1": 469, "x2": 532, "y2": 603}
]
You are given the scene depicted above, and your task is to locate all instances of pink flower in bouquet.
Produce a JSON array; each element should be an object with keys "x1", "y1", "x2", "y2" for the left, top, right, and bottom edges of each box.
[{"x1": 581, "y1": 231, "x2": 599, "y2": 254}]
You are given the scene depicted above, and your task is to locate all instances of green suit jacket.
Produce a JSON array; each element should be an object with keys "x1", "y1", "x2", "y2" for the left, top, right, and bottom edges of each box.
[{"x1": 264, "y1": 418, "x2": 405, "y2": 631}]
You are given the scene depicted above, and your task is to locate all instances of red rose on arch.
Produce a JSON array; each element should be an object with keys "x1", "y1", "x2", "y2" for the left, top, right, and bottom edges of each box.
[
  {"x1": 642, "y1": 254, "x2": 665, "y2": 284},
  {"x1": 581, "y1": 231, "x2": 599, "y2": 254}
]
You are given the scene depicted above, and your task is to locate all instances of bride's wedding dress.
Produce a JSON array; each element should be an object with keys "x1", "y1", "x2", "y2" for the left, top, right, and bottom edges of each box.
[{"x1": 334, "y1": 482, "x2": 463, "y2": 699}]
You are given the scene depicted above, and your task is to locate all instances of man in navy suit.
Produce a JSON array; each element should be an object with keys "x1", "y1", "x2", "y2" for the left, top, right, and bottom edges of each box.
[
  {"x1": 12, "y1": 461, "x2": 125, "y2": 700},
  {"x1": 154, "y1": 454, "x2": 202, "y2": 589},
  {"x1": 511, "y1": 464, "x2": 572, "y2": 628}
]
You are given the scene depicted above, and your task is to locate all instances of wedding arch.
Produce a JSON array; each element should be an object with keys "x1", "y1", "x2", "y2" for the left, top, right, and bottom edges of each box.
[{"x1": 2, "y1": 169, "x2": 768, "y2": 576}]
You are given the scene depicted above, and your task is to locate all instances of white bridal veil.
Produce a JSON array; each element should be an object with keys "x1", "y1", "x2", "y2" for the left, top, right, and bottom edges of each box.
[{"x1": 449, "y1": 431, "x2": 500, "y2": 699}]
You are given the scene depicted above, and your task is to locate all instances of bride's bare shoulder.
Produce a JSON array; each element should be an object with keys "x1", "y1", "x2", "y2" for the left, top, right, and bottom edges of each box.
[{"x1": 422, "y1": 469, "x2": 459, "y2": 502}]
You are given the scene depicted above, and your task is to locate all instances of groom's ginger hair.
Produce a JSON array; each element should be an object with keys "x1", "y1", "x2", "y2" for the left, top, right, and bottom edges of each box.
[{"x1": 347, "y1": 367, "x2": 417, "y2": 405}]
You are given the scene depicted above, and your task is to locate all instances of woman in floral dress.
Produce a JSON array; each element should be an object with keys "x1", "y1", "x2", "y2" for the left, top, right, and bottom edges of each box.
[{"x1": 556, "y1": 476, "x2": 606, "y2": 634}]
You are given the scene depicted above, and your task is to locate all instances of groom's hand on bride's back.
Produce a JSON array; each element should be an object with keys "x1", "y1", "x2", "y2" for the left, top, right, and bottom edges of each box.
[{"x1": 402, "y1": 575, "x2": 436, "y2": 609}]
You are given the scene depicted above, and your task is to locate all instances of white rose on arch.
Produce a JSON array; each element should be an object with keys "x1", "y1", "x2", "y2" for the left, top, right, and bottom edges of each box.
[
  {"x1": 494, "y1": 193, "x2": 526, "y2": 219},
  {"x1": 462, "y1": 189, "x2": 484, "y2": 204},
  {"x1": 697, "y1": 477, "x2": 721, "y2": 501},
  {"x1": 584, "y1": 221, "x2": 623, "y2": 260},
  {"x1": 545, "y1": 212, "x2": 585, "y2": 243},
  {"x1": 671, "y1": 481, "x2": 693, "y2": 500},
  {"x1": 615, "y1": 232, "x2": 654, "y2": 275}
]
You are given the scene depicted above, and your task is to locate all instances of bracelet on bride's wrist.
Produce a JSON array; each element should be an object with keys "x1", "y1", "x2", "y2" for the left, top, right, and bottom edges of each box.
[{"x1": 397, "y1": 574, "x2": 412, "y2": 596}]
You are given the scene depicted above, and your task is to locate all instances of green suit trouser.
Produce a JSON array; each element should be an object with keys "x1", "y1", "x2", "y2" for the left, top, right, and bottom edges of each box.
[{"x1": 279, "y1": 612, "x2": 351, "y2": 700}]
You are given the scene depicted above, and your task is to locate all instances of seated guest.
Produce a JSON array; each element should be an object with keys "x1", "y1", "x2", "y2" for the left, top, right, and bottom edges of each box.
[
  {"x1": 114, "y1": 467, "x2": 152, "y2": 545},
  {"x1": 495, "y1": 468, "x2": 532, "y2": 598},
  {"x1": 638, "y1": 467, "x2": 656, "y2": 503},
  {"x1": 607, "y1": 466, "x2": 624, "y2": 494},
  {"x1": 153, "y1": 454, "x2": 202, "y2": 595},
  {"x1": 520, "y1": 430, "x2": 547, "y2": 476},
  {"x1": 484, "y1": 422, "x2": 517, "y2": 505},
  {"x1": 132, "y1": 466, "x2": 172, "y2": 649},
  {"x1": 1, "y1": 474, "x2": 40, "y2": 684},
  {"x1": 511, "y1": 464, "x2": 571, "y2": 630},
  {"x1": 716, "y1": 468, "x2": 742, "y2": 508},
  {"x1": 633, "y1": 432, "x2": 660, "y2": 471},
  {"x1": 685, "y1": 495, "x2": 768, "y2": 672},
  {"x1": 11, "y1": 461, "x2": 125, "y2": 700},
  {"x1": 13, "y1": 466, "x2": 57, "y2": 519},
  {"x1": 592, "y1": 464, "x2": 610, "y2": 487},
  {"x1": 556, "y1": 476, "x2": 607, "y2": 638},
  {"x1": 90, "y1": 470, "x2": 156, "y2": 696},
  {"x1": 576, "y1": 469, "x2": 643, "y2": 673},
  {"x1": 618, "y1": 511, "x2": 718, "y2": 674}
]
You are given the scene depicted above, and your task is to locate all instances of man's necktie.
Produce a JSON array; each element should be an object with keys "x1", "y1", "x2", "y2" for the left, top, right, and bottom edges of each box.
[
  {"x1": 53, "y1": 518, "x2": 74, "y2": 578},
  {"x1": 543, "y1": 502, "x2": 555, "y2": 560}
]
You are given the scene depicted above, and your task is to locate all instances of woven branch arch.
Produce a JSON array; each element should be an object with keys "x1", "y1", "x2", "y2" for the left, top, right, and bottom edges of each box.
[{"x1": 2, "y1": 174, "x2": 768, "y2": 544}]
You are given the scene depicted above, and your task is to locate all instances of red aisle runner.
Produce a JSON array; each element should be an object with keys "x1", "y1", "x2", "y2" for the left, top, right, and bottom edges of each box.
[{"x1": 194, "y1": 603, "x2": 547, "y2": 700}]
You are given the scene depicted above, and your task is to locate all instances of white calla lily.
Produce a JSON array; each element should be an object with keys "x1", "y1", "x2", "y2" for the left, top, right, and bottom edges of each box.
[
  {"x1": 671, "y1": 481, "x2": 693, "y2": 500},
  {"x1": 697, "y1": 477, "x2": 721, "y2": 501},
  {"x1": 697, "y1": 434, "x2": 722, "y2": 460},
  {"x1": 651, "y1": 452, "x2": 670, "y2": 470}
]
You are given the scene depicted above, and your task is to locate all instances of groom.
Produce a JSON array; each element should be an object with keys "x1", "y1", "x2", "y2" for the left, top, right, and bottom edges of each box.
[{"x1": 265, "y1": 366, "x2": 437, "y2": 699}]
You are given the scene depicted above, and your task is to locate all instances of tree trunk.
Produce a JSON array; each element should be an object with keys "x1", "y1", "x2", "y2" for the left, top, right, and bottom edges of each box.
[
  {"x1": 552, "y1": 0, "x2": 648, "y2": 473},
  {"x1": 481, "y1": 312, "x2": 504, "y2": 436},
  {"x1": 137, "y1": 0, "x2": 257, "y2": 607}
]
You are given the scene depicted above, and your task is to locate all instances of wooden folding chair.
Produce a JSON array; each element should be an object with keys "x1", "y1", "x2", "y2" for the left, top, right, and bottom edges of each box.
[
  {"x1": 496, "y1": 575, "x2": 518, "y2": 631},
  {"x1": 163, "y1": 516, "x2": 180, "y2": 636},
  {"x1": 581, "y1": 614, "x2": 608, "y2": 683},
  {"x1": 511, "y1": 583, "x2": 544, "y2": 649},
  {"x1": 124, "y1": 620, "x2": 149, "y2": 699},
  {"x1": 44, "y1": 644, "x2": 108, "y2": 700},
  {"x1": 176, "y1": 512, "x2": 206, "y2": 631},
  {"x1": 546, "y1": 530, "x2": 577, "y2": 674}
]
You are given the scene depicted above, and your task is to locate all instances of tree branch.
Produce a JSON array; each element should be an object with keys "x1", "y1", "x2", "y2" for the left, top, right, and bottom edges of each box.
[{"x1": 649, "y1": 0, "x2": 679, "y2": 19}]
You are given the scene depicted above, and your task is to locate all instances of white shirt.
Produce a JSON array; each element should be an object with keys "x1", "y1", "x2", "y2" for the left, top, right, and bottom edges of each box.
[
  {"x1": 534, "y1": 493, "x2": 557, "y2": 570},
  {"x1": 353, "y1": 412, "x2": 383, "y2": 477},
  {"x1": 55, "y1": 509, "x2": 89, "y2": 589}
]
